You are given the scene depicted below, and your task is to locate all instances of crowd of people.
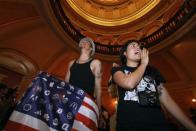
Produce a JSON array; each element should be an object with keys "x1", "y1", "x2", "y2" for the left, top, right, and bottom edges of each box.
[
  {"x1": 1, "y1": 37, "x2": 196, "y2": 131},
  {"x1": 0, "y1": 83, "x2": 18, "y2": 130},
  {"x1": 64, "y1": 37, "x2": 196, "y2": 131}
]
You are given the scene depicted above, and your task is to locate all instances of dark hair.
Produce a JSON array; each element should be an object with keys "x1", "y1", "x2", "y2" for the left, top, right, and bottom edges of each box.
[{"x1": 120, "y1": 40, "x2": 140, "y2": 65}]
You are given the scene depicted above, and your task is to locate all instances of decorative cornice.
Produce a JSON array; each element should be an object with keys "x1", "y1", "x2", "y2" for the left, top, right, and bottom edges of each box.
[{"x1": 64, "y1": 0, "x2": 160, "y2": 26}]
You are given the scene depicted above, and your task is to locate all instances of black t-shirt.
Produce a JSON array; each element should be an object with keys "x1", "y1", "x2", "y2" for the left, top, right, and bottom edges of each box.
[
  {"x1": 111, "y1": 65, "x2": 170, "y2": 130},
  {"x1": 69, "y1": 59, "x2": 95, "y2": 97}
]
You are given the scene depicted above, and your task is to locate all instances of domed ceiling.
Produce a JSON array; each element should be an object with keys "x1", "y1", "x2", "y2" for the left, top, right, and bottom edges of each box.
[
  {"x1": 58, "y1": 0, "x2": 183, "y2": 46},
  {"x1": 66, "y1": 0, "x2": 160, "y2": 26}
]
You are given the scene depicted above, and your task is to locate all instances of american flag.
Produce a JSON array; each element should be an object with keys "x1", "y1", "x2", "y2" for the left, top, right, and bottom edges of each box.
[{"x1": 4, "y1": 71, "x2": 99, "y2": 131}]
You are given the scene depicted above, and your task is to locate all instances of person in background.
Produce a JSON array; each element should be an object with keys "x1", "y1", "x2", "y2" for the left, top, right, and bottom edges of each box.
[
  {"x1": 65, "y1": 37, "x2": 105, "y2": 127},
  {"x1": 111, "y1": 40, "x2": 196, "y2": 131},
  {"x1": 0, "y1": 85, "x2": 18, "y2": 130},
  {"x1": 99, "y1": 106, "x2": 110, "y2": 131},
  {"x1": 108, "y1": 63, "x2": 119, "y2": 99}
]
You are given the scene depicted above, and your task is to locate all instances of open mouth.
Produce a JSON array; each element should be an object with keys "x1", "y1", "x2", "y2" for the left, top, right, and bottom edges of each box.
[{"x1": 134, "y1": 51, "x2": 140, "y2": 55}]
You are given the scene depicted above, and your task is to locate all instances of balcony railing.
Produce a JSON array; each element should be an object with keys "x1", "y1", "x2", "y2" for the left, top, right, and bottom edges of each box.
[
  {"x1": 50, "y1": 0, "x2": 195, "y2": 55},
  {"x1": 140, "y1": 0, "x2": 196, "y2": 48}
]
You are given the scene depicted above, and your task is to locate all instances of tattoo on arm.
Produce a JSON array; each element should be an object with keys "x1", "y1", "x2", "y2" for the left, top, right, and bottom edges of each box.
[
  {"x1": 157, "y1": 86, "x2": 163, "y2": 96},
  {"x1": 95, "y1": 61, "x2": 102, "y2": 78},
  {"x1": 95, "y1": 72, "x2": 102, "y2": 78}
]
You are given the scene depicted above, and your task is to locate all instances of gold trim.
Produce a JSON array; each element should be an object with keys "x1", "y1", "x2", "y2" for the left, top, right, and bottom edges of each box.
[{"x1": 65, "y1": 0, "x2": 160, "y2": 26}]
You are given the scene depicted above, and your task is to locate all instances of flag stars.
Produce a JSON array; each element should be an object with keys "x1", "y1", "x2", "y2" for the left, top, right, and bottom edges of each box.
[
  {"x1": 44, "y1": 90, "x2": 50, "y2": 96},
  {"x1": 56, "y1": 108, "x2": 63, "y2": 114},
  {"x1": 23, "y1": 104, "x2": 32, "y2": 112}
]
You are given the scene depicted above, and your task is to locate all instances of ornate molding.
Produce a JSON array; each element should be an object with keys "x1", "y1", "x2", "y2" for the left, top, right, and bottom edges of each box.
[
  {"x1": 44, "y1": 0, "x2": 195, "y2": 59},
  {"x1": 0, "y1": 48, "x2": 39, "y2": 76}
]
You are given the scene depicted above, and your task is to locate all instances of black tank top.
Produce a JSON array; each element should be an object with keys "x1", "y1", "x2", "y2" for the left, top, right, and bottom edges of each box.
[{"x1": 69, "y1": 59, "x2": 95, "y2": 97}]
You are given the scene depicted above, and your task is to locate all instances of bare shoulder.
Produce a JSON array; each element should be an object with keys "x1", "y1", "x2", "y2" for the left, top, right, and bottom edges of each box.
[
  {"x1": 91, "y1": 59, "x2": 102, "y2": 77},
  {"x1": 92, "y1": 59, "x2": 101, "y2": 64},
  {"x1": 91, "y1": 59, "x2": 102, "y2": 67}
]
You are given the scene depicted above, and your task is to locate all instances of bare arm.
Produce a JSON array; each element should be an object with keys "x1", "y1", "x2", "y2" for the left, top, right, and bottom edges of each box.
[
  {"x1": 159, "y1": 84, "x2": 196, "y2": 131},
  {"x1": 92, "y1": 59, "x2": 106, "y2": 128},
  {"x1": 113, "y1": 64, "x2": 147, "y2": 90},
  {"x1": 113, "y1": 49, "x2": 149, "y2": 90},
  {"x1": 65, "y1": 60, "x2": 74, "y2": 83},
  {"x1": 92, "y1": 59, "x2": 102, "y2": 112}
]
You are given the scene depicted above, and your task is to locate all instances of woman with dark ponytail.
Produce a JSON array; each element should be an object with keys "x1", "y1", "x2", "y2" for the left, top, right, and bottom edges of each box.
[{"x1": 111, "y1": 40, "x2": 196, "y2": 131}]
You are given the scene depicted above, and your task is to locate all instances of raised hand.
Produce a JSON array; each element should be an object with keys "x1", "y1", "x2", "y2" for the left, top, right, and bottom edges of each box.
[{"x1": 140, "y1": 48, "x2": 149, "y2": 66}]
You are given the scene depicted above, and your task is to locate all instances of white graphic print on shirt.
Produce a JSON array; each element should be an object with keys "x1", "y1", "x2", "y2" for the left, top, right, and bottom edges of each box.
[{"x1": 123, "y1": 70, "x2": 156, "y2": 102}]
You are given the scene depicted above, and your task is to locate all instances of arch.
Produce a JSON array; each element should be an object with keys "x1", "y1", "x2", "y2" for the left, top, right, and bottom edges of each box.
[{"x1": 0, "y1": 48, "x2": 39, "y2": 76}]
